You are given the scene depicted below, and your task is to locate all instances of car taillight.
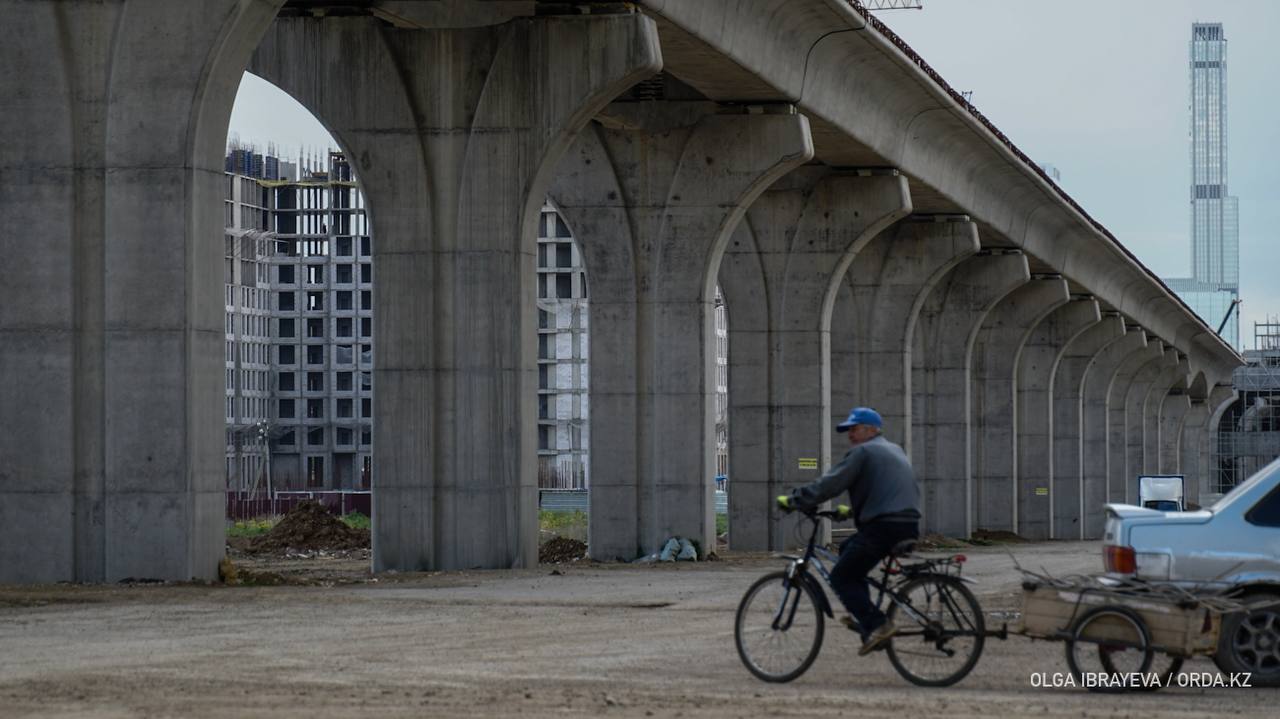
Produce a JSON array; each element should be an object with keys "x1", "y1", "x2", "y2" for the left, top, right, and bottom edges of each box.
[{"x1": 1104, "y1": 545, "x2": 1136, "y2": 574}]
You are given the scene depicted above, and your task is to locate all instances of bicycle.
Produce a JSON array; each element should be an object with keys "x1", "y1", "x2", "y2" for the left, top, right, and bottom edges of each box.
[{"x1": 734, "y1": 501, "x2": 990, "y2": 686}]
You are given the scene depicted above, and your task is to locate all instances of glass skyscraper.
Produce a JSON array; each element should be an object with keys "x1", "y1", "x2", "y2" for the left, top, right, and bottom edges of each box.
[{"x1": 1165, "y1": 22, "x2": 1240, "y2": 348}]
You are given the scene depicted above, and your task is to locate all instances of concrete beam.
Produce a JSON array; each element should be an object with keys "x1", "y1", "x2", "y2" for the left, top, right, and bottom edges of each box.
[
  {"x1": 970, "y1": 277, "x2": 1070, "y2": 533},
  {"x1": 1015, "y1": 299, "x2": 1101, "y2": 539},
  {"x1": 253, "y1": 13, "x2": 662, "y2": 571},
  {"x1": 720, "y1": 169, "x2": 911, "y2": 550},
  {"x1": 834, "y1": 217, "x2": 980, "y2": 455},
  {"x1": 551, "y1": 102, "x2": 813, "y2": 560},
  {"x1": 0, "y1": 0, "x2": 283, "y2": 582},
  {"x1": 912, "y1": 252, "x2": 1030, "y2": 536},
  {"x1": 1051, "y1": 312, "x2": 1125, "y2": 538}
]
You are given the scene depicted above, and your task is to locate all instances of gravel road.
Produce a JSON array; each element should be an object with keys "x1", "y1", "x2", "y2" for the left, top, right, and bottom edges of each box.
[{"x1": 1, "y1": 541, "x2": 1271, "y2": 717}]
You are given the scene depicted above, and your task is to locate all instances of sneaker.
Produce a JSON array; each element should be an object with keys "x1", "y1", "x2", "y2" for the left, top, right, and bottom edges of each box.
[
  {"x1": 858, "y1": 621, "x2": 897, "y2": 656},
  {"x1": 840, "y1": 615, "x2": 859, "y2": 633}
]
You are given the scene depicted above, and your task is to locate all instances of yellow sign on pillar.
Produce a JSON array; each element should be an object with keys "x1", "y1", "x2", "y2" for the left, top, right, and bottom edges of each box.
[{"x1": 797, "y1": 458, "x2": 818, "y2": 470}]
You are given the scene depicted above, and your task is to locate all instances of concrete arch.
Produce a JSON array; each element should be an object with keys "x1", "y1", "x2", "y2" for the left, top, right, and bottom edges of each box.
[
  {"x1": 912, "y1": 252, "x2": 1030, "y2": 536},
  {"x1": 1079, "y1": 326, "x2": 1146, "y2": 532},
  {"x1": 1121, "y1": 349, "x2": 1178, "y2": 503},
  {"x1": 970, "y1": 277, "x2": 1071, "y2": 533},
  {"x1": 1105, "y1": 339, "x2": 1165, "y2": 504},
  {"x1": 1051, "y1": 312, "x2": 1125, "y2": 538},
  {"x1": 719, "y1": 168, "x2": 910, "y2": 550},
  {"x1": 836, "y1": 217, "x2": 980, "y2": 454},
  {"x1": 1016, "y1": 299, "x2": 1101, "y2": 539},
  {"x1": 552, "y1": 102, "x2": 812, "y2": 559},
  {"x1": 0, "y1": 0, "x2": 286, "y2": 582},
  {"x1": 1143, "y1": 355, "x2": 1192, "y2": 475},
  {"x1": 256, "y1": 12, "x2": 663, "y2": 571}
]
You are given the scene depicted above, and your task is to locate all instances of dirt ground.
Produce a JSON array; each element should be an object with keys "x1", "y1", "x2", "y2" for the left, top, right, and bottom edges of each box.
[{"x1": 0, "y1": 541, "x2": 1273, "y2": 718}]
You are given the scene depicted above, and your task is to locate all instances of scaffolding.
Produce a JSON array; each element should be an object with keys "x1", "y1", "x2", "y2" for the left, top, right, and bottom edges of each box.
[{"x1": 1213, "y1": 319, "x2": 1280, "y2": 493}]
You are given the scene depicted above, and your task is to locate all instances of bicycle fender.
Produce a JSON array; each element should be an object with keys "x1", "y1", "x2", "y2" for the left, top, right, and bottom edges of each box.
[{"x1": 797, "y1": 572, "x2": 835, "y2": 618}]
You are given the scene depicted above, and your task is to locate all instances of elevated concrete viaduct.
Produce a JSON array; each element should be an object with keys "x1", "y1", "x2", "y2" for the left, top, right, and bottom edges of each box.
[{"x1": 2, "y1": 0, "x2": 1240, "y2": 582}]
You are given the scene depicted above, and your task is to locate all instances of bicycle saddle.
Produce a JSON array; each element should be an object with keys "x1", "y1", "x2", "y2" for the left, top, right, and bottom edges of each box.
[{"x1": 888, "y1": 539, "x2": 917, "y2": 557}]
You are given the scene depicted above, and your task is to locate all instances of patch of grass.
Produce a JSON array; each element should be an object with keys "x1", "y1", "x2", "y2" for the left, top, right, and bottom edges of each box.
[
  {"x1": 540, "y1": 509, "x2": 588, "y2": 532},
  {"x1": 227, "y1": 518, "x2": 275, "y2": 538},
  {"x1": 716, "y1": 513, "x2": 728, "y2": 536},
  {"x1": 341, "y1": 511, "x2": 371, "y2": 530}
]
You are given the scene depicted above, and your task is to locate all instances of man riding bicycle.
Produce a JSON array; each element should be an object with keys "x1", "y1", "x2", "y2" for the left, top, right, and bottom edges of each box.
[{"x1": 780, "y1": 406, "x2": 921, "y2": 656}]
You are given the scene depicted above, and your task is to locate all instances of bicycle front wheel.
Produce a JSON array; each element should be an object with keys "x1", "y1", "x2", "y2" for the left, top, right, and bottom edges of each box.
[
  {"x1": 885, "y1": 575, "x2": 986, "y2": 687},
  {"x1": 735, "y1": 571, "x2": 825, "y2": 683}
]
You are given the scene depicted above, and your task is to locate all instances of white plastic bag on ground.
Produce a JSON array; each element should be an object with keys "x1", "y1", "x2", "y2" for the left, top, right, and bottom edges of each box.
[{"x1": 659, "y1": 537, "x2": 681, "y2": 562}]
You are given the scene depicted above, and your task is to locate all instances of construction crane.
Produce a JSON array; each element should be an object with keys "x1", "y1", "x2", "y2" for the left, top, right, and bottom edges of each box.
[
  {"x1": 862, "y1": 0, "x2": 924, "y2": 10},
  {"x1": 1217, "y1": 298, "x2": 1242, "y2": 336}
]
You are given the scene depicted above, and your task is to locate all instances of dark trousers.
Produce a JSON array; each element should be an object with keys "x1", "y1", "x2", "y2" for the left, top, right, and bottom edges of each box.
[{"x1": 829, "y1": 520, "x2": 919, "y2": 638}]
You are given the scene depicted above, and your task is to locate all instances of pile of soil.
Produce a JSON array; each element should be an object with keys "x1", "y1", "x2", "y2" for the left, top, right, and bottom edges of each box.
[
  {"x1": 914, "y1": 532, "x2": 968, "y2": 550},
  {"x1": 248, "y1": 501, "x2": 369, "y2": 553},
  {"x1": 969, "y1": 528, "x2": 1030, "y2": 544},
  {"x1": 539, "y1": 536, "x2": 587, "y2": 564}
]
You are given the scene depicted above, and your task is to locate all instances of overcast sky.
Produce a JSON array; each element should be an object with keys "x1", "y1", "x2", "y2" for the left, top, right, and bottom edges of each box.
[{"x1": 228, "y1": 0, "x2": 1280, "y2": 348}]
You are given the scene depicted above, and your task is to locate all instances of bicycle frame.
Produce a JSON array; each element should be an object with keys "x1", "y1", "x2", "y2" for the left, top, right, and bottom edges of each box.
[{"x1": 774, "y1": 510, "x2": 970, "y2": 634}]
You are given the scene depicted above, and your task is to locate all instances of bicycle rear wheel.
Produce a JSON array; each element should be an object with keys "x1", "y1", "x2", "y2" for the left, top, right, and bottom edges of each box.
[
  {"x1": 735, "y1": 571, "x2": 825, "y2": 682},
  {"x1": 884, "y1": 575, "x2": 986, "y2": 687}
]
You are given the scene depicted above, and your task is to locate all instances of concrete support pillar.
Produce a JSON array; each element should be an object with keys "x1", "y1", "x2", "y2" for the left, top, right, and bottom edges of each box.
[
  {"x1": 1122, "y1": 349, "x2": 1177, "y2": 504},
  {"x1": 834, "y1": 217, "x2": 979, "y2": 453},
  {"x1": 551, "y1": 103, "x2": 812, "y2": 560},
  {"x1": 1179, "y1": 399, "x2": 1209, "y2": 502},
  {"x1": 719, "y1": 170, "x2": 910, "y2": 550},
  {"x1": 1106, "y1": 339, "x2": 1165, "y2": 504},
  {"x1": 1159, "y1": 391, "x2": 1192, "y2": 474},
  {"x1": 254, "y1": 13, "x2": 662, "y2": 570},
  {"x1": 912, "y1": 252, "x2": 1030, "y2": 536},
  {"x1": 0, "y1": 1, "x2": 283, "y2": 582},
  {"x1": 1143, "y1": 356, "x2": 1191, "y2": 474},
  {"x1": 1015, "y1": 299, "x2": 1101, "y2": 539},
  {"x1": 970, "y1": 278, "x2": 1070, "y2": 532},
  {"x1": 1051, "y1": 312, "x2": 1125, "y2": 538},
  {"x1": 1080, "y1": 327, "x2": 1147, "y2": 524}
]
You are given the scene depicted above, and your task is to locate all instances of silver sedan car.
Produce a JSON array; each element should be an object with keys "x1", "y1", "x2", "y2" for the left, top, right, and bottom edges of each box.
[{"x1": 1103, "y1": 456, "x2": 1280, "y2": 685}]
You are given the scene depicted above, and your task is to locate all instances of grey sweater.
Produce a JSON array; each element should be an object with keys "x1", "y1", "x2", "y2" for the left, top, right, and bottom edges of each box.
[{"x1": 792, "y1": 435, "x2": 921, "y2": 528}]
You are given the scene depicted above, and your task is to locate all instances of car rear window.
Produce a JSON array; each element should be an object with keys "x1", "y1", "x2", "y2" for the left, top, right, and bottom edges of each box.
[{"x1": 1246, "y1": 484, "x2": 1280, "y2": 527}]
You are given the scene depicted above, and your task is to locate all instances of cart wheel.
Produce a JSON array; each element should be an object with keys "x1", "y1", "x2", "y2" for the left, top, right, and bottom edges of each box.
[
  {"x1": 1106, "y1": 651, "x2": 1183, "y2": 692},
  {"x1": 1064, "y1": 606, "x2": 1154, "y2": 692}
]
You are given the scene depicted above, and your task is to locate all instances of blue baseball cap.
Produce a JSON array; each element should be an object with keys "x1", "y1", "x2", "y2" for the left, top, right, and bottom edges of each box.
[{"x1": 836, "y1": 406, "x2": 882, "y2": 433}]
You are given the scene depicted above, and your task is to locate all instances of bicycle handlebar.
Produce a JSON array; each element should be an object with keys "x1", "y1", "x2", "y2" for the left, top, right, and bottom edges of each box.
[{"x1": 776, "y1": 495, "x2": 852, "y2": 521}]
